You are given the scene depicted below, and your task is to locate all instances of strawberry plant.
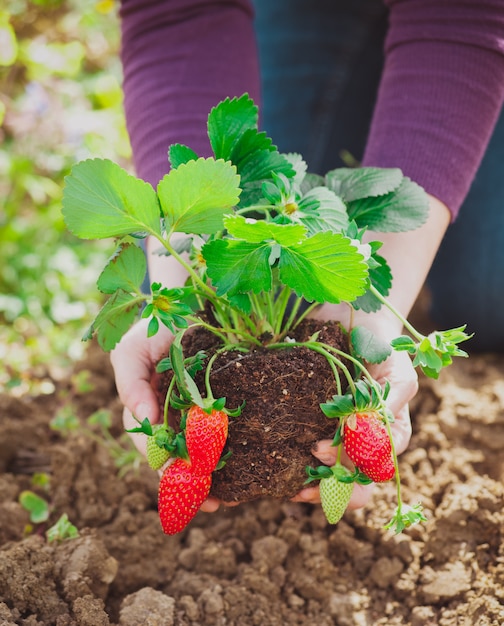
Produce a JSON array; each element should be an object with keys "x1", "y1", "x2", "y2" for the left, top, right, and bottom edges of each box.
[{"x1": 62, "y1": 94, "x2": 470, "y2": 535}]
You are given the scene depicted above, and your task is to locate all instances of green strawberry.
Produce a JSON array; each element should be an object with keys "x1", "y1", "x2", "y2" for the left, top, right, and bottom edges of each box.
[
  {"x1": 146, "y1": 424, "x2": 174, "y2": 470},
  {"x1": 319, "y1": 466, "x2": 354, "y2": 524},
  {"x1": 146, "y1": 436, "x2": 170, "y2": 470}
]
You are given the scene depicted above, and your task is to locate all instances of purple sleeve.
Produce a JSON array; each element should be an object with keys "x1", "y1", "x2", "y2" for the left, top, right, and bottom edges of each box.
[
  {"x1": 363, "y1": 0, "x2": 504, "y2": 220},
  {"x1": 119, "y1": 0, "x2": 260, "y2": 188}
]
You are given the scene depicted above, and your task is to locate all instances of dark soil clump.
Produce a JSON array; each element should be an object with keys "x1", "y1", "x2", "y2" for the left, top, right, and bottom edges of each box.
[{"x1": 157, "y1": 319, "x2": 349, "y2": 502}]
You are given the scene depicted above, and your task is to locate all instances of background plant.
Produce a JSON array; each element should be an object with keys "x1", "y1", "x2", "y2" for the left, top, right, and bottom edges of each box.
[{"x1": 0, "y1": 0, "x2": 125, "y2": 394}]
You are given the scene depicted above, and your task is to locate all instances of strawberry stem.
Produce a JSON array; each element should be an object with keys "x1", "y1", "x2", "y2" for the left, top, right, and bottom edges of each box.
[
  {"x1": 369, "y1": 285, "x2": 423, "y2": 342},
  {"x1": 163, "y1": 374, "x2": 178, "y2": 428}
]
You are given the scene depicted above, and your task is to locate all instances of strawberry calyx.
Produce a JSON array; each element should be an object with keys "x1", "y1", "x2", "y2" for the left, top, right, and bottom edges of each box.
[
  {"x1": 384, "y1": 502, "x2": 427, "y2": 534},
  {"x1": 126, "y1": 416, "x2": 187, "y2": 461},
  {"x1": 305, "y1": 462, "x2": 372, "y2": 486}
]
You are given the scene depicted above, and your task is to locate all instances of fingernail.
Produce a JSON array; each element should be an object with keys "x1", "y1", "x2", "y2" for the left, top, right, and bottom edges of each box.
[{"x1": 135, "y1": 402, "x2": 150, "y2": 419}]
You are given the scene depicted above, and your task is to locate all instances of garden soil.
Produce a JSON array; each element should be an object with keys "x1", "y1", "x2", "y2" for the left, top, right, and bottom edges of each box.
[{"x1": 1, "y1": 315, "x2": 504, "y2": 625}]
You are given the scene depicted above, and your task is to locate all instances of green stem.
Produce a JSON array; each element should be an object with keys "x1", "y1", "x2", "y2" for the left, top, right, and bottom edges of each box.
[
  {"x1": 369, "y1": 285, "x2": 423, "y2": 341},
  {"x1": 290, "y1": 301, "x2": 321, "y2": 331},
  {"x1": 274, "y1": 289, "x2": 297, "y2": 336},
  {"x1": 188, "y1": 318, "x2": 263, "y2": 347},
  {"x1": 234, "y1": 204, "x2": 276, "y2": 218},
  {"x1": 154, "y1": 233, "x2": 216, "y2": 301},
  {"x1": 204, "y1": 350, "x2": 224, "y2": 400},
  {"x1": 163, "y1": 375, "x2": 177, "y2": 427}
]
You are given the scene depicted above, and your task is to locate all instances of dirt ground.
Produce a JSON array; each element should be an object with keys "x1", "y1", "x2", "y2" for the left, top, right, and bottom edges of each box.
[{"x1": 1, "y1": 331, "x2": 504, "y2": 625}]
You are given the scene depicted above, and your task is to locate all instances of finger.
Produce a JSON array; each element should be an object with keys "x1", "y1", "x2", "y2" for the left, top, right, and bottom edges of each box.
[
  {"x1": 200, "y1": 497, "x2": 221, "y2": 513},
  {"x1": 200, "y1": 497, "x2": 240, "y2": 512},
  {"x1": 111, "y1": 350, "x2": 160, "y2": 424},
  {"x1": 311, "y1": 439, "x2": 338, "y2": 466},
  {"x1": 291, "y1": 482, "x2": 374, "y2": 509},
  {"x1": 382, "y1": 351, "x2": 418, "y2": 418},
  {"x1": 389, "y1": 403, "x2": 413, "y2": 456}
]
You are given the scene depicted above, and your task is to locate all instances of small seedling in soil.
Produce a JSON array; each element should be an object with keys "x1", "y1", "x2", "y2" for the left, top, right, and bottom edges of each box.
[
  {"x1": 46, "y1": 513, "x2": 80, "y2": 543},
  {"x1": 62, "y1": 94, "x2": 470, "y2": 535},
  {"x1": 19, "y1": 490, "x2": 50, "y2": 525}
]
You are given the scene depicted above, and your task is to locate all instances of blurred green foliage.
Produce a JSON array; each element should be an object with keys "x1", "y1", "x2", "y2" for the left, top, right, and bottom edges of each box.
[{"x1": 1, "y1": 0, "x2": 130, "y2": 393}]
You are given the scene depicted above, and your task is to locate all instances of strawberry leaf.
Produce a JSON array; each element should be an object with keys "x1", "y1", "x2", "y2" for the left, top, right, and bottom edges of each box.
[
  {"x1": 203, "y1": 239, "x2": 272, "y2": 295},
  {"x1": 224, "y1": 215, "x2": 306, "y2": 245},
  {"x1": 62, "y1": 159, "x2": 162, "y2": 239},
  {"x1": 238, "y1": 148, "x2": 295, "y2": 186},
  {"x1": 326, "y1": 167, "x2": 403, "y2": 201},
  {"x1": 350, "y1": 326, "x2": 392, "y2": 364},
  {"x1": 168, "y1": 143, "x2": 198, "y2": 169},
  {"x1": 157, "y1": 158, "x2": 241, "y2": 234},
  {"x1": 85, "y1": 290, "x2": 142, "y2": 351},
  {"x1": 320, "y1": 393, "x2": 355, "y2": 418},
  {"x1": 345, "y1": 177, "x2": 429, "y2": 232},
  {"x1": 278, "y1": 232, "x2": 368, "y2": 303},
  {"x1": 352, "y1": 253, "x2": 392, "y2": 313},
  {"x1": 97, "y1": 243, "x2": 146, "y2": 294},
  {"x1": 208, "y1": 94, "x2": 258, "y2": 160},
  {"x1": 297, "y1": 187, "x2": 349, "y2": 234}
]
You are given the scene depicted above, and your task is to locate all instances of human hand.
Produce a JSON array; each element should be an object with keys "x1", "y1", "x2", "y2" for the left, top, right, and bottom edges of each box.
[
  {"x1": 290, "y1": 303, "x2": 418, "y2": 510},
  {"x1": 110, "y1": 318, "x2": 174, "y2": 457}
]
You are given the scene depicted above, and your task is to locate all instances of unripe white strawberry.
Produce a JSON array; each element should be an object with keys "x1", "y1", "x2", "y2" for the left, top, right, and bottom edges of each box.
[{"x1": 320, "y1": 474, "x2": 354, "y2": 524}]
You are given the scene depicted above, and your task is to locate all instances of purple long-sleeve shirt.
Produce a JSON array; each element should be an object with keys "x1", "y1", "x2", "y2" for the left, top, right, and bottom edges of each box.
[{"x1": 119, "y1": 0, "x2": 504, "y2": 220}]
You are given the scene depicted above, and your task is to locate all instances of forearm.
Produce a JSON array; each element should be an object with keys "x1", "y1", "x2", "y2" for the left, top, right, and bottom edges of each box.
[
  {"x1": 119, "y1": 0, "x2": 259, "y2": 188},
  {"x1": 365, "y1": 0, "x2": 504, "y2": 219},
  {"x1": 313, "y1": 194, "x2": 450, "y2": 337}
]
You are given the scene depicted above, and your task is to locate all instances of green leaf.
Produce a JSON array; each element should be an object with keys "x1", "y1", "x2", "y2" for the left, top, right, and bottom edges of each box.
[
  {"x1": 326, "y1": 167, "x2": 403, "y2": 201},
  {"x1": 168, "y1": 143, "x2": 198, "y2": 169},
  {"x1": 298, "y1": 187, "x2": 349, "y2": 234},
  {"x1": 352, "y1": 253, "x2": 392, "y2": 313},
  {"x1": 390, "y1": 335, "x2": 417, "y2": 353},
  {"x1": 97, "y1": 243, "x2": 146, "y2": 294},
  {"x1": 384, "y1": 502, "x2": 427, "y2": 534},
  {"x1": 320, "y1": 394, "x2": 355, "y2": 418},
  {"x1": 87, "y1": 290, "x2": 142, "y2": 351},
  {"x1": 46, "y1": 513, "x2": 79, "y2": 543},
  {"x1": 230, "y1": 128, "x2": 274, "y2": 168},
  {"x1": 208, "y1": 94, "x2": 258, "y2": 160},
  {"x1": 204, "y1": 239, "x2": 272, "y2": 295},
  {"x1": 147, "y1": 316, "x2": 159, "y2": 337},
  {"x1": 157, "y1": 158, "x2": 241, "y2": 234},
  {"x1": 346, "y1": 177, "x2": 429, "y2": 232},
  {"x1": 350, "y1": 326, "x2": 392, "y2": 364},
  {"x1": 62, "y1": 159, "x2": 161, "y2": 239},
  {"x1": 228, "y1": 293, "x2": 252, "y2": 314},
  {"x1": 278, "y1": 232, "x2": 368, "y2": 303},
  {"x1": 224, "y1": 215, "x2": 306, "y2": 245},
  {"x1": 170, "y1": 335, "x2": 188, "y2": 394},
  {"x1": 239, "y1": 149, "x2": 295, "y2": 186},
  {"x1": 19, "y1": 491, "x2": 49, "y2": 524},
  {"x1": 183, "y1": 370, "x2": 205, "y2": 407},
  {"x1": 300, "y1": 172, "x2": 325, "y2": 194}
]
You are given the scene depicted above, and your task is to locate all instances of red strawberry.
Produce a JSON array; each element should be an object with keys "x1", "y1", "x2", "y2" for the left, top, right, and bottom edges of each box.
[
  {"x1": 158, "y1": 458, "x2": 211, "y2": 535},
  {"x1": 343, "y1": 412, "x2": 395, "y2": 482},
  {"x1": 185, "y1": 405, "x2": 228, "y2": 476}
]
